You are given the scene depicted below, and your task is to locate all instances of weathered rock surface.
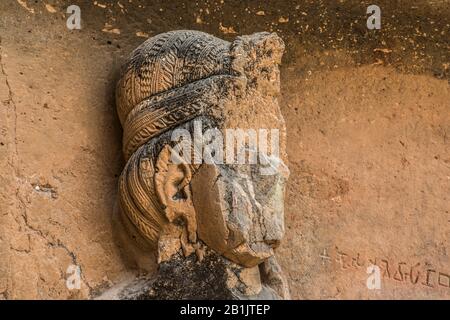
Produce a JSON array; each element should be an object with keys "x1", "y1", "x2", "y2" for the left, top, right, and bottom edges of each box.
[
  {"x1": 0, "y1": 0, "x2": 448, "y2": 299},
  {"x1": 98, "y1": 249, "x2": 282, "y2": 300},
  {"x1": 113, "y1": 30, "x2": 289, "y2": 299}
]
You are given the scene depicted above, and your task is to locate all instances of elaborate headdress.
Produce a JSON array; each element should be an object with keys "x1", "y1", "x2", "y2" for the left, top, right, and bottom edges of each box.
[{"x1": 116, "y1": 30, "x2": 284, "y2": 245}]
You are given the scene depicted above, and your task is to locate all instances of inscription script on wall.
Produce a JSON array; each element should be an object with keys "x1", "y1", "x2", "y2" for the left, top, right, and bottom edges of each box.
[{"x1": 319, "y1": 247, "x2": 450, "y2": 291}]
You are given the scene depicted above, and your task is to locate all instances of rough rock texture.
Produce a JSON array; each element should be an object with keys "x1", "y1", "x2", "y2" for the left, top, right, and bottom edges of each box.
[
  {"x1": 113, "y1": 30, "x2": 290, "y2": 299},
  {"x1": 280, "y1": 66, "x2": 450, "y2": 299},
  {"x1": 98, "y1": 249, "x2": 281, "y2": 300},
  {"x1": 0, "y1": 0, "x2": 449, "y2": 299}
]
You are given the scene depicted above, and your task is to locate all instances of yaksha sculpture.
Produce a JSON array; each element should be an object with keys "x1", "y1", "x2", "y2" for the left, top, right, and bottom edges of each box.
[{"x1": 113, "y1": 30, "x2": 290, "y2": 299}]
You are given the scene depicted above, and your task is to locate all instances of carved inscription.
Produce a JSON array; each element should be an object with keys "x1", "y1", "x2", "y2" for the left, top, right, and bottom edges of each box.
[{"x1": 319, "y1": 247, "x2": 450, "y2": 290}]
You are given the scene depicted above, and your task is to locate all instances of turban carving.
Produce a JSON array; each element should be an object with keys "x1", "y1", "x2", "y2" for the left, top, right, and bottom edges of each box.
[
  {"x1": 116, "y1": 30, "x2": 235, "y2": 245},
  {"x1": 116, "y1": 30, "x2": 285, "y2": 249},
  {"x1": 112, "y1": 30, "x2": 291, "y2": 300}
]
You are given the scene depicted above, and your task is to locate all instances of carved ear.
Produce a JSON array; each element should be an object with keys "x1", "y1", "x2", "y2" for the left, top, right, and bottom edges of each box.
[
  {"x1": 154, "y1": 145, "x2": 197, "y2": 243},
  {"x1": 155, "y1": 145, "x2": 192, "y2": 208}
]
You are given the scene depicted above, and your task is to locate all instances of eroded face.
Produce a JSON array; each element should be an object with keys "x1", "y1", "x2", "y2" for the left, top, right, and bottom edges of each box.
[{"x1": 191, "y1": 156, "x2": 289, "y2": 267}]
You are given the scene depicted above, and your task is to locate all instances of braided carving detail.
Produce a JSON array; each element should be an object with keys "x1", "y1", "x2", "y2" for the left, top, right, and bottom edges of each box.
[
  {"x1": 116, "y1": 30, "x2": 231, "y2": 125},
  {"x1": 116, "y1": 31, "x2": 233, "y2": 244}
]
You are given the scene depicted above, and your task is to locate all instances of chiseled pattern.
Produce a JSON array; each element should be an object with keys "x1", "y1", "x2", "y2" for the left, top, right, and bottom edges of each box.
[
  {"x1": 116, "y1": 31, "x2": 233, "y2": 245},
  {"x1": 114, "y1": 30, "x2": 291, "y2": 300},
  {"x1": 116, "y1": 30, "x2": 231, "y2": 125}
]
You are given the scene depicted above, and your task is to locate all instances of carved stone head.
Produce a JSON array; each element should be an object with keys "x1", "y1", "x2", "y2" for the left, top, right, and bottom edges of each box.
[{"x1": 116, "y1": 30, "x2": 288, "y2": 269}]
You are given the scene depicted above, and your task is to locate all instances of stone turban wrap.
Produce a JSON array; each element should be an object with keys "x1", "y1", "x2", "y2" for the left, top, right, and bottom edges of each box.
[
  {"x1": 116, "y1": 30, "x2": 284, "y2": 245},
  {"x1": 116, "y1": 30, "x2": 233, "y2": 160}
]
